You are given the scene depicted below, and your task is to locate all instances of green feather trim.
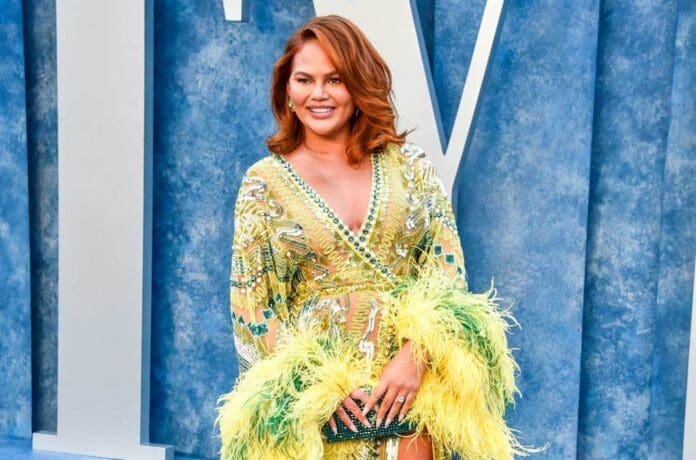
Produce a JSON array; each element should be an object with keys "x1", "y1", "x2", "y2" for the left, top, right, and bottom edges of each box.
[
  {"x1": 382, "y1": 263, "x2": 547, "y2": 459},
  {"x1": 214, "y1": 332, "x2": 367, "y2": 459}
]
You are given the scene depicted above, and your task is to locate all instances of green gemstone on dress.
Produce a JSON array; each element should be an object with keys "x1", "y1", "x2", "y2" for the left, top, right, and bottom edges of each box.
[
  {"x1": 251, "y1": 322, "x2": 269, "y2": 336},
  {"x1": 434, "y1": 245, "x2": 443, "y2": 255},
  {"x1": 445, "y1": 254, "x2": 455, "y2": 264}
]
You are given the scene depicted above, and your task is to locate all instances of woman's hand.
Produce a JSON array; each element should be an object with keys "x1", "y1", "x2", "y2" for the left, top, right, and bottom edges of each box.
[
  {"x1": 328, "y1": 388, "x2": 372, "y2": 434},
  {"x1": 362, "y1": 340, "x2": 426, "y2": 428}
]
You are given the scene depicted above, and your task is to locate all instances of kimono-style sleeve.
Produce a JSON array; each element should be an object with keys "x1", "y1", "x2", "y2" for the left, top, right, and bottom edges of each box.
[
  {"x1": 415, "y1": 151, "x2": 469, "y2": 290},
  {"x1": 228, "y1": 172, "x2": 290, "y2": 375},
  {"x1": 216, "y1": 167, "x2": 366, "y2": 460},
  {"x1": 216, "y1": 167, "x2": 368, "y2": 459},
  {"x1": 381, "y1": 143, "x2": 541, "y2": 459}
]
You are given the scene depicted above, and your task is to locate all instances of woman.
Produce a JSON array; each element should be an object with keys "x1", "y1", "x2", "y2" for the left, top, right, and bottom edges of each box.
[{"x1": 216, "y1": 15, "x2": 534, "y2": 460}]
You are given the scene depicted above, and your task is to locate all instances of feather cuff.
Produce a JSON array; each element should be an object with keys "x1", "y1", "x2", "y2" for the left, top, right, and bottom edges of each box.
[
  {"x1": 381, "y1": 265, "x2": 544, "y2": 459},
  {"x1": 214, "y1": 332, "x2": 367, "y2": 459}
]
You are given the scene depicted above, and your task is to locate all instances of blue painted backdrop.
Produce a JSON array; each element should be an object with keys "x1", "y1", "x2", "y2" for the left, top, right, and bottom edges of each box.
[{"x1": 1, "y1": 0, "x2": 694, "y2": 458}]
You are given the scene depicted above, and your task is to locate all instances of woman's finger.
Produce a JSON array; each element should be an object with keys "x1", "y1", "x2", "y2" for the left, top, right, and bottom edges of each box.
[
  {"x1": 350, "y1": 388, "x2": 370, "y2": 405},
  {"x1": 343, "y1": 396, "x2": 371, "y2": 428},
  {"x1": 398, "y1": 392, "x2": 416, "y2": 422},
  {"x1": 385, "y1": 392, "x2": 408, "y2": 428},
  {"x1": 336, "y1": 404, "x2": 358, "y2": 433},
  {"x1": 328, "y1": 414, "x2": 338, "y2": 435},
  {"x1": 362, "y1": 381, "x2": 387, "y2": 415},
  {"x1": 375, "y1": 386, "x2": 399, "y2": 427}
]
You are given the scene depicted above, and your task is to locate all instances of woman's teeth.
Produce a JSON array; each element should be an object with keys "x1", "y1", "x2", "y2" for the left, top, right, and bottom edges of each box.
[{"x1": 309, "y1": 107, "x2": 333, "y2": 113}]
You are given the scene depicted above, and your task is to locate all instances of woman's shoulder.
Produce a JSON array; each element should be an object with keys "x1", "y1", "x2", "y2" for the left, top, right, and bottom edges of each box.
[
  {"x1": 241, "y1": 154, "x2": 277, "y2": 180},
  {"x1": 384, "y1": 141, "x2": 435, "y2": 176},
  {"x1": 382, "y1": 140, "x2": 428, "y2": 161},
  {"x1": 233, "y1": 154, "x2": 280, "y2": 212}
]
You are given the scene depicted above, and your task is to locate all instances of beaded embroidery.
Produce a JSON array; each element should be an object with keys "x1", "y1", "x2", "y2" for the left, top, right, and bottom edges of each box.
[{"x1": 227, "y1": 142, "x2": 469, "y2": 458}]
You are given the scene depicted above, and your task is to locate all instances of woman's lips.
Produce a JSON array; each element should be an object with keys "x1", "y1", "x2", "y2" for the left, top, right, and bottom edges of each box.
[{"x1": 307, "y1": 107, "x2": 335, "y2": 119}]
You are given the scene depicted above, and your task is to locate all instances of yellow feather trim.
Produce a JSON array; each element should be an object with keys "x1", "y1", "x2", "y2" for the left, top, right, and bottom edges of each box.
[
  {"x1": 214, "y1": 331, "x2": 367, "y2": 459},
  {"x1": 381, "y1": 264, "x2": 547, "y2": 458}
]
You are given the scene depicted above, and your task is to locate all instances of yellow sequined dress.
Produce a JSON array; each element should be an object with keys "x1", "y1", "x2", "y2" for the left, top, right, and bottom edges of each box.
[{"x1": 215, "y1": 142, "x2": 532, "y2": 459}]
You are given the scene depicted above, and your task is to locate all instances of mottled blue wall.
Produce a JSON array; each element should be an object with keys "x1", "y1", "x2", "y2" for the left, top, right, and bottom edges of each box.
[
  {"x1": 151, "y1": 1, "x2": 314, "y2": 455},
  {"x1": 23, "y1": 0, "x2": 59, "y2": 435},
  {"x1": 4, "y1": 0, "x2": 695, "y2": 459},
  {"x1": 0, "y1": 0, "x2": 33, "y2": 441},
  {"x1": 578, "y1": 1, "x2": 695, "y2": 459},
  {"x1": 454, "y1": 3, "x2": 599, "y2": 456},
  {"x1": 648, "y1": 1, "x2": 696, "y2": 456}
]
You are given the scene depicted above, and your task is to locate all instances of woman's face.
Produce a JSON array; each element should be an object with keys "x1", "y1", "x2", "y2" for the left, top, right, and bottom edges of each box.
[{"x1": 286, "y1": 39, "x2": 355, "y2": 143}]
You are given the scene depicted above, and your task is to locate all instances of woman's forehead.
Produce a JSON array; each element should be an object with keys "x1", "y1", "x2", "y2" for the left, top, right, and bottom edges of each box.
[{"x1": 291, "y1": 40, "x2": 337, "y2": 74}]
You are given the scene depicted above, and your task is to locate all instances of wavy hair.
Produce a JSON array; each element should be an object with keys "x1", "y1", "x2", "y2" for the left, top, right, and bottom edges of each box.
[{"x1": 266, "y1": 15, "x2": 408, "y2": 164}]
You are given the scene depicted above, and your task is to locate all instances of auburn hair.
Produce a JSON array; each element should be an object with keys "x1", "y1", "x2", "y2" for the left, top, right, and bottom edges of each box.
[{"x1": 266, "y1": 15, "x2": 407, "y2": 164}]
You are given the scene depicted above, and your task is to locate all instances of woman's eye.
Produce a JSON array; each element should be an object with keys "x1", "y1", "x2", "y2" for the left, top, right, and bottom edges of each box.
[
  {"x1": 296, "y1": 78, "x2": 309, "y2": 84},
  {"x1": 329, "y1": 77, "x2": 341, "y2": 84}
]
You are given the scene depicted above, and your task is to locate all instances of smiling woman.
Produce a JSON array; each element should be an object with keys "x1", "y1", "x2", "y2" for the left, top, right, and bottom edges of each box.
[
  {"x1": 286, "y1": 41, "x2": 356, "y2": 141},
  {"x1": 214, "y1": 14, "x2": 537, "y2": 460},
  {"x1": 267, "y1": 15, "x2": 405, "y2": 166}
]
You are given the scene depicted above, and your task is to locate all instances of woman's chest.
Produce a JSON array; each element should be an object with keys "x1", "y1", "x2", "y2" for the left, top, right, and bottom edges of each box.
[
  {"x1": 282, "y1": 156, "x2": 374, "y2": 235},
  {"x1": 260, "y1": 150, "x2": 435, "y2": 292}
]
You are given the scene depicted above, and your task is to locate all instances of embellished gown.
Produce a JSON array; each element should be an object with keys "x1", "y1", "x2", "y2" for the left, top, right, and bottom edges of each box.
[{"x1": 216, "y1": 143, "x2": 531, "y2": 459}]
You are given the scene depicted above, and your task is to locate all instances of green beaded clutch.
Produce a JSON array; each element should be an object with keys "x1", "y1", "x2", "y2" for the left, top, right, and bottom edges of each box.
[{"x1": 322, "y1": 398, "x2": 417, "y2": 443}]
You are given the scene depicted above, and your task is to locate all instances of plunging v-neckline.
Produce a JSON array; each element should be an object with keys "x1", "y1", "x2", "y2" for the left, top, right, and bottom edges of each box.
[
  {"x1": 272, "y1": 152, "x2": 381, "y2": 240},
  {"x1": 272, "y1": 151, "x2": 398, "y2": 284}
]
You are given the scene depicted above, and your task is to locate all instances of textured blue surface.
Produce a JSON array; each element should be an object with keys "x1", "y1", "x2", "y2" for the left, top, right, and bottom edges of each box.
[
  {"x1": 433, "y1": 0, "x2": 485, "y2": 141},
  {"x1": 151, "y1": 1, "x2": 314, "y2": 456},
  {"x1": 647, "y1": 2, "x2": 696, "y2": 457},
  {"x1": 0, "y1": 438, "x2": 105, "y2": 460},
  {"x1": 453, "y1": 2, "x2": 599, "y2": 457},
  {"x1": 23, "y1": 0, "x2": 58, "y2": 435},
  {"x1": 0, "y1": 437, "x2": 212, "y2": 460},
  {"x1": 4, "y1": 0, "x2": 695, "y2": 458},
  {"x1": 577, "y1": 1, "x2": 690, "y2": 458},
  {"x1": 0, "y1": 0, "x2": 33, "y2": 441}
]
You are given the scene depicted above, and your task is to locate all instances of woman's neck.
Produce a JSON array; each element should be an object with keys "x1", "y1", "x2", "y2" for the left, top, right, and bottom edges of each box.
[{"x1": 302, "y1": 131, "x2": 349, "y2": 158}]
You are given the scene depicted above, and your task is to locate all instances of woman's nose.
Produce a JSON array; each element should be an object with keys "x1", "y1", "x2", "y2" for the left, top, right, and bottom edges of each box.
[{"x1": 311, "y1": 82, "x2": 328, "y2": 99}]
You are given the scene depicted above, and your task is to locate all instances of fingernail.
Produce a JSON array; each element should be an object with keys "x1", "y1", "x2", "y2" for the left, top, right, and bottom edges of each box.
[
  {"x1": 332, "y1": 425, "x2": 337, "y2": 435},
  {"x1": 385, "y1": 418, "x2": 392, "y2": 428},
  {"x1": 362, "y1": 407, "x2": 369, "y2": 416},
  {"x1": 363, "y1": 419, "x2": 372, "y2": 428},
  {"x1": 398, "y1": 414, "x2": 404, "y2": 422},
  {"x1": 350, "y1": 424, "x2": 358, "y2": 433},
  {"x1": 376, "y1": 418, "x2": 382, "y2": 427}
]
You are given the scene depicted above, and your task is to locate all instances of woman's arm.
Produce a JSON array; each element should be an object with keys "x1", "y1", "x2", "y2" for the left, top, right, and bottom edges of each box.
[
  {"x1": 364, "y1": 144, "x2": 538, "y2": 459},
  {"x1": 228, "y1": 172, "x2": 290, "y2": 374}
]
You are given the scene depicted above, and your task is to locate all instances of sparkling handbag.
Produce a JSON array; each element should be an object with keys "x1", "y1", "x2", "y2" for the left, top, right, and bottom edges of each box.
[{"x1": 322, "y1": 397, "x2": 417, "y2": 443}]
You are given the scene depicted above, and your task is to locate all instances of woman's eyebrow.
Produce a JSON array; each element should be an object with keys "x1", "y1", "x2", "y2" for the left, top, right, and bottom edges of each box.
[{"x1": 291, "y1": 70, "x2": 339, "y2": 77}]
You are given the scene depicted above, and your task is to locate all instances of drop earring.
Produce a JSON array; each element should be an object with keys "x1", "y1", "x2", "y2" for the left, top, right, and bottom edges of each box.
[{"x1": 288, "y1": 98, "x2": 296, "y2": 112}]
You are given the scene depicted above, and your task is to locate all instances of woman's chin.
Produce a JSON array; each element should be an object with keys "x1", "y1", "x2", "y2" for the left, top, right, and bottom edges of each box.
[{"x1": 304, "y1": 124, "x2": 349, "y2": 140}]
